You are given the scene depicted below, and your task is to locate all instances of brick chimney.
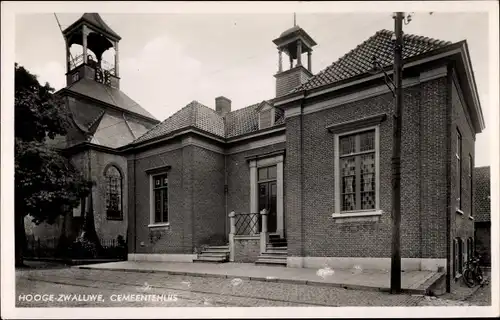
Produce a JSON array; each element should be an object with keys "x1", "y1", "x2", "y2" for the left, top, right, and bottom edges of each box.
[{"x1": 215, "y1": 96, "x2": 231, "y2": 117}]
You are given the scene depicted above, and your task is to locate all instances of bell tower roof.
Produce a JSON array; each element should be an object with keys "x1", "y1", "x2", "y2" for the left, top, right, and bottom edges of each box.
[
  {"x1": 273, "y1": 15, "x2": 317, "y2": 97},
  {"x1": 272, "y1": 25, "x2": 317, "y2": 59},
  {"x1": 63, "y1": 13, "x2": 121, "y2": 42}
]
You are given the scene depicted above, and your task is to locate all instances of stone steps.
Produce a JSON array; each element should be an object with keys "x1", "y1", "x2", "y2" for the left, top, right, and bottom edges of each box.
[
  {"x1": 193, "y1": 244, "x2": 229, "y2": 263},
  {"x1": 193, "y1": 256, "x2": 227, "y2": 263},
  {"x1": 255, "y1": 245, "x2": 288, "y2": 266}
]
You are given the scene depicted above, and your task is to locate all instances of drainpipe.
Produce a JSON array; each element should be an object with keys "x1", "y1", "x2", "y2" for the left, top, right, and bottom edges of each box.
[
  {"x1": 133, "y1": 152, "x2": 137, "y2": 256},
  {"x1": 224, "y1": 154, "x2": 228, "y2": 240},
  {"x1": 300, "y1": 95, "x2": 305, "y2": 258}
]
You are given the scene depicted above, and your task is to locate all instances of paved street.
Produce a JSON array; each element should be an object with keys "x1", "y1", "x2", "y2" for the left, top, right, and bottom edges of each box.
[{"x1": 15, "y1": 261, "x2": 491, "y2": 308}]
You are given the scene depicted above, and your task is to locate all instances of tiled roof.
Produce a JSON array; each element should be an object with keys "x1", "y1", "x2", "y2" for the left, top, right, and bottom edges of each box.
[
  {"x1": 294, "y1": 29, "x2": 453, "y2": 92},
  {"x1": 65, "y1": 78, "x2": 157, "y2": 121},
  {"x1": 474, "y1": 166, "x2": 490, "y2": 222},
  {"x1": 133, "y1": 100, "x2": 285, "y2": 144},
  {"x1": 133, "y1": 29, "x2": 453, "y2": 145},
  {"x1": 63, "y1": 13, "x2": 121, "y2": 41},
  {"x1": 225, "y1": 103, "x2": 259, "y2": 138},
  {"x1": 134, "y1": 101, "x2": 225, "y2": 143}
]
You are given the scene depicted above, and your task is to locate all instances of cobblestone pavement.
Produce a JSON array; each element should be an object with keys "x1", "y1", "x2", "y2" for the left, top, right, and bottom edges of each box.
[
  {"x1": 417, "y1": 272, "x2": 491, "y2": 307},
  {"x1": 15, "y1": 263, "x2": 491, "y2": 308}
]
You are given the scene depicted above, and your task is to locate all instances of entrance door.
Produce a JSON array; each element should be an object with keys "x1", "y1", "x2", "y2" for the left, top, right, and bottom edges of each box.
[{"x1": 258, "y1": 165, "x2": 277, "y2": 233}]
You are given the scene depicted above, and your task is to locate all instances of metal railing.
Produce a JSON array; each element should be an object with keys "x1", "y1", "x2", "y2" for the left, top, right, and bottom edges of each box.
[
  {"x1": 234, "y1": 212, "x2": 261, "y2": 236},
  {"x1": 24, "y1": 235, "x2": 126, "y2": 260},
  {"x1": 70, "y1": 54, "x2": 115, "y2": 74}
]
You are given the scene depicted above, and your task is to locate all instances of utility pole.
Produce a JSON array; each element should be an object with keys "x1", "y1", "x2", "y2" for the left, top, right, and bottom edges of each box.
[{"x1": 390, "y1": 11, "x2": 404, "y2": 294}]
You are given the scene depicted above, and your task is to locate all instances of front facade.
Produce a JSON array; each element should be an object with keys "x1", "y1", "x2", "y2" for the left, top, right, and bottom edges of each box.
[{"x1": 26, "y1": 14, "x2": 485, "y2": 293}]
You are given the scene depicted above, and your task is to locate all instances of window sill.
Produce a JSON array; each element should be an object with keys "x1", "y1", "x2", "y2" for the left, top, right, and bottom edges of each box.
[
  {"x1": 148, "y1": 223, "x2": 170, "y2": 229},
  {"x1": 331, "y1": 210, "x2": 382, "y2": 223},
  {"x1": 456, "y1": 208, "x2": 464, "y2": 215}
]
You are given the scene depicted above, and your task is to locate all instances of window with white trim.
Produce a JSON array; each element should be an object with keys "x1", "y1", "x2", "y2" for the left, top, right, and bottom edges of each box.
[
  {"x1": 456, "y1": 128, "x2": 463, "y2": 211},
  {"x1": 336, "y1": 128, "x2": 378, "y2": 213},
  {"x1": 152, "y1": 174, "x2": 169, "y2": 224}
]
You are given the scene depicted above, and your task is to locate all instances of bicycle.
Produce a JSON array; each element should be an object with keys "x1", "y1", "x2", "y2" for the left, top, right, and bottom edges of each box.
[{"x1": 463, "y1": 255, "x2": 484, "y2": 288}]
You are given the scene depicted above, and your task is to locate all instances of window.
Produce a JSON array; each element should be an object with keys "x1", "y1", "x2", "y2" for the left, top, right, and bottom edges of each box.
[
  {"x1": 467, "y1": 237, "x2": 474, "y2": 259},
  {"x1": 456, "y1": 129, "x2": 462, "y2": 211},
  {"x1": 338, "y1": 129, "x2": 377, "y2": 212},
  {"x1": 152, "y1": 174, "x2": 169, "y2": 224},
  {"x1": 469, "y1": 154, "x2": 473, "y2": 216},
  {"x1": 105, "y1": 166, "x2": 122, "y2": 220},
  {"x1": 462, "y1": 238, "x2": 467, "y2": 271},
  {"x1": 258, "y1": 166, "x2": 277, "y2": 181},
  {"x1": 454, "y1": 237, "x2": 463, "y2": 277}
]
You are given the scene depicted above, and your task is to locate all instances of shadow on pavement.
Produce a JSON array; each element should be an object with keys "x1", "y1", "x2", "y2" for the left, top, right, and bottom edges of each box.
[{"x1": 16, "y1": 259, "x2": 71, "y2": 270}]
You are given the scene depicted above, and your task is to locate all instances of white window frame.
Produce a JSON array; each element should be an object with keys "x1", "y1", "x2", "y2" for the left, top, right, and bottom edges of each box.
[
  {"x1": 249, "y1": 154, "x2": 284, "y2": 237},
  {"x1": 332, "y1": 125, "x2": 381, "y2": 219},
  {"x1": 149, "y1": 172, "x2": 170, "y2": 228}
]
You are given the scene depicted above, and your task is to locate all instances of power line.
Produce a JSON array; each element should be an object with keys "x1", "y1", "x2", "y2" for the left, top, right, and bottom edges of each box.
[{"x1": 54, "y1": 13, "x2": 75, "y2": 68}]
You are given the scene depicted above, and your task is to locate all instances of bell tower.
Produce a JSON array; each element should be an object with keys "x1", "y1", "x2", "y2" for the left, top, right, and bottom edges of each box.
[
  {"x1": 62, "y1": 13, "x2": 121, "y2": 89},
  {"x1": 273, "y1": 15, "x2": 317, "y2": 97}
]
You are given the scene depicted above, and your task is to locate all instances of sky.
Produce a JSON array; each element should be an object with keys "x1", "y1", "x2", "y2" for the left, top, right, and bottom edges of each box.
[{"x1": 13, "y1": 6, "x2": 494, "y2": 167}]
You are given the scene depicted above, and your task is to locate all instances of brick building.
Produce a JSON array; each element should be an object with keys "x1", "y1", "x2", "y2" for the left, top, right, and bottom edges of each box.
[
  {"x1": 474, "y1": 166, "x2": 491, "y2": 266},
  {"x1": 26, "y1": 14, "x2": 485, "y2": 293}
]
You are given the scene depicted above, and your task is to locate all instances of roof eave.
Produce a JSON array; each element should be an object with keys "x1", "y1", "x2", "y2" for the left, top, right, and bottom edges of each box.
[
  {"x1": 124, "y1": 126, "x2": 225, "y2": 152},
  {"x1": 57, "y1": 87, "x2": 160, "y2": 124},
  {"x1": 62, "y1": 15, "x2": 121, "y2": 42},
  {"x1": 275, "y1": 42, "x2": 485, "y2": 133},
  {"x1": 457, "y1": 41, "x2": 486, "y2": 133}
]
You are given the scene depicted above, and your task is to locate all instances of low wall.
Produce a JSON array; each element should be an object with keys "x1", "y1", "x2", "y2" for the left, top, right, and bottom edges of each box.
[
  {"x1": 234, "y1": 236, "x2": 260, "y2": 263},
  {"x1": 287, "y1": 256, "x2": 447, "y2": 272},
  {"x1": 128, "y1": 253, "x2": 196, "y2": 263}
]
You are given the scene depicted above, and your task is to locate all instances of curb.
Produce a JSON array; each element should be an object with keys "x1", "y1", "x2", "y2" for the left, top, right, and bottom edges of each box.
[
  {"x1": 25, "y1": 257, "x2": 123, "y2": 266},
  {"x1": 75, "y1": 265, "x2": 428, "y2": 294}
]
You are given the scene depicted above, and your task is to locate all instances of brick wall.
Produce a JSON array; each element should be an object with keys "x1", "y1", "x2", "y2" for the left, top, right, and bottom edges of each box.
[
  {"x1": 275, "y1": 67, "x2": 312, "y2": 97},
  {"x1": 128, "y1": 142, "x2": 188, "y2": 254},
  {"x1": 420, "y1": 77, "x2": 448, "y2": 259},
  {"x1": 192, "y1": 147, "x2": 226, "y2": 247},
  {"x1": 285, "y1": 113, "x2": 303, "y2": 257},
  {"x1": 234, "y1": 236, "x2": 261, "y2": 262},
  {"x1": 474, "y1": 166, "x2": 490, "y2": 222},
  {"x1": 128, "y1": 139, "x2": 227, "y2": 254},
  {"x1": 285, "y1": 76, "x2": 453, "y2": 260},
  {"x1": 449, "y1": 74, "x2": 476, "y2": 290},
  {"x1": 473, "y1": 167, "x2": 490, "y2": 266}
]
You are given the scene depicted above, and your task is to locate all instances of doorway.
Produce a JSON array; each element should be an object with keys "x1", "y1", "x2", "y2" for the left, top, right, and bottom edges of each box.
[{"x1": 257, "y1": 166, "x2": 277, "y2": 233}]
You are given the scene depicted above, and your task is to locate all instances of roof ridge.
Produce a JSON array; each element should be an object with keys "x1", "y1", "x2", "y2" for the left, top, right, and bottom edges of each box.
[
  {"x1": 226, "y1": 102, "x2": 262, "y2": 116},
  {"x1": 87, "y1": 109, "x2": 106, "y2": 130},
  {"x1": 294, "y1": 28, "x2": 455, "y2": 92},
  {"x1": 132, "y1": 102, "x2": 193, "y2": 143}
]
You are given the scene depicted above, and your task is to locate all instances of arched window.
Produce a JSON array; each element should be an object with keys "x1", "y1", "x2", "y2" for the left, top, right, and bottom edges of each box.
[{"x1": 105, "y1": 165, "x2": 122, "y2": 220}]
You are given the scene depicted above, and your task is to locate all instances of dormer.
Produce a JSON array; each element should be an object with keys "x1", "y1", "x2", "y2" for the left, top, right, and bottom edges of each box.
[{"x1": 257, "y1": 101, "x2": 275, "y2": 130}]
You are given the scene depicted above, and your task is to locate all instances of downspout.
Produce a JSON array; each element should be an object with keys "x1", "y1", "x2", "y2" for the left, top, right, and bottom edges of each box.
[
  {"x1": 224, "y1": 154, "x2": 228, "y2": 241},
  {"x1": 133, "y1": 152, "x2": 137, "y2": 255},
  {"x1": 300, "y1": 93, "x2": 306, "y2": 258},
  {"x1": 445, "y1": 64, "x2": 453, "y2": 293}
]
